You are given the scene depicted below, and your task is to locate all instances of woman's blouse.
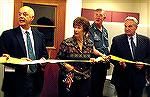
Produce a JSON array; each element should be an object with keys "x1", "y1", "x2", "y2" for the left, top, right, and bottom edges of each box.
[{"x1": 57, "y1": 36, "x2": 94, "y2": 80}]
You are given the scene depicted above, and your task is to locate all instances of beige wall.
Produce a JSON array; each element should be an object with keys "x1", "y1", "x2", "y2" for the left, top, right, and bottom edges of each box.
[{"x1": 82, "y1": 0, "x2": 150, "y2": 39}]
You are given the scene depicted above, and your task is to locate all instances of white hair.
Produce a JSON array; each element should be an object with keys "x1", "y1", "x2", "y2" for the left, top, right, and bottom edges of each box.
[
  {"x1": 21, "y1": 6, "x2": 35, "y2": 17},
  {"x1": 125, "y1": 16, "x2": 139, "y2": 25}
]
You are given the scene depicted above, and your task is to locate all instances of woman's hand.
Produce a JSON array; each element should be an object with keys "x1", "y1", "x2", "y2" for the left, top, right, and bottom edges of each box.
[
  {"x1": 64, "y1": 63, "x2": 74, "y2": 71},
  {"x1": 65, "y1": 73, "x2": 74, "y2": 88}
]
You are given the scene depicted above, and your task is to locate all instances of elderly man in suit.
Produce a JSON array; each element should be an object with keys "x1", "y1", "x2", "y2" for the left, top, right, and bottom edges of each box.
[
  {"x1": 0, "y1": 6, "x2": 48, "y2": 97},
  {"x1": 110, "y1": 16, "x2": 150, "y2": 97}
]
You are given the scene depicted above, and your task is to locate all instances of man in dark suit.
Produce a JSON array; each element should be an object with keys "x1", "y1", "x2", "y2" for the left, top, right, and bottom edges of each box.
[
  {"x1": 110, "y1": 16, "x2": 150, "y2": 97},
  {"x1": 0, "y1": 6, "x2": 48, "y2": 97}
]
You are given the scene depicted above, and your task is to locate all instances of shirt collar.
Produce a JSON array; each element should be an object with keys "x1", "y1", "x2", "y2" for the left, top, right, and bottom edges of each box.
[
  {"x1": 128, "y1": 33, "x2": 136, "y2": 39},
  {"x1": 20, "y1": 26, "x2": 32, "y2": 34},
  {"x1": 127, "y1": 33, "x2": 137, "y2": 46},
  {"x1": 92, "y1": 23, "x2": 104, "y2": 32}
]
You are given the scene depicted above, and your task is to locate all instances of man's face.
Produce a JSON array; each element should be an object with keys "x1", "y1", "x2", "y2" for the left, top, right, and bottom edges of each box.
[
  {"x1": 94, "y1": 10, "x2": 105, "y2": 24},
  {"x1": 124, "y1": 20, "x2": 137, "y2": 36},
  {"x1": 18, "y1": 6, "x2": 34, "y2": 29}
]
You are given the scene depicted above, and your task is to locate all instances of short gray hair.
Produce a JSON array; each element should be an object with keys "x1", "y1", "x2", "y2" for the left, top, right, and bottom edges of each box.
[
  {"x1": 125, "y1": 16, "x2": 139, "y2": 25},
  {"x1": 95, "y1": 8, "x2": 106, "y2": 19}
]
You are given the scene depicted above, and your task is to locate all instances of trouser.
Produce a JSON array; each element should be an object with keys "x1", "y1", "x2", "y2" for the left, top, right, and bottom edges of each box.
[
  {"x1": 4, "y1": 73, "x2": 41, "y2": 97},
  {"x1": 91, "y1": 63, "x2": 107, "y2": 97},
  {"x1": 146, "y1": 86, "x2": 150, "y2": 97},
  {"x1": 115, "y1": 85, "x2": 144, "y2": 97}
]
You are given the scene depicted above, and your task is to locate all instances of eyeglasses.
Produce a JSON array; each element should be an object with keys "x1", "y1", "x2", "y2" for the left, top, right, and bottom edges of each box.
[{"x1": 18, "y1": 12, "x2": 29, "y2": 17}]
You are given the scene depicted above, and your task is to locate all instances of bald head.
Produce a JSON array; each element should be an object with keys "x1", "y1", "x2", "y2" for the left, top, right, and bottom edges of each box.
[
  {"x1": 19, "y1": 6, "x2": 35, "y2": 17},
  {"x1": 18, "y1": 6, "x2": 35, "y2": 30}
]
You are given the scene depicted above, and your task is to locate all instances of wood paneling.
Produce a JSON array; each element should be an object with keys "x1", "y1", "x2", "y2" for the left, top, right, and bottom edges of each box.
[
  {"x1": 112, "y1": 11, "x2": 139, "y2": 22},
  {"x1": 81, "y1": 8, "x2": 112, "y2": 22},
  {"x1": 111, "y1": 11, "x2": 128, "y2": 22},
  {"x1": 81, "y1": 9, "x2": 94, "y2": 21}
]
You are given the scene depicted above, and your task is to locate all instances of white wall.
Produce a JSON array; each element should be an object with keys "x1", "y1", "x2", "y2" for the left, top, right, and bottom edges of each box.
[
  {"x1": 0, "y1": 0, "x2": 14, "y2": 96},
  {"x1": 0, "y1": 0, "x2": 14, "y2": 35},
  {"x1": 65, "y1": 0, "x2": 82, "y2": 39}
]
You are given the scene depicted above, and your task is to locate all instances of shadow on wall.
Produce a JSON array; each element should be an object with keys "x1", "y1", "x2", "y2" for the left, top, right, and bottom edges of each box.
[{"x1": 37, "y1": 17, "x2": 54, "y2": 47}]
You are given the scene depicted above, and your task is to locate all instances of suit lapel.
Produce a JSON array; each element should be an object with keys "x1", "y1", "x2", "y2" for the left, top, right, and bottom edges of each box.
[
  {"x1": 136, "y1": 34, "x2": 141, "y2": 50},
  {"x1": 135, "y1": 34, "x2": 142, "y2": 58},
  {"x1": 32, "y1": 28, "x2": 39, "y2": 59},
  {"x1": 15, "y1": 27, "x2": 27, "y2": 56},
  {"x1": 122, "y1": 34, "x2": 133, "y2": 60},
  {"x1": 122, "y1": 34, "x2": 130, "y2": 51}
]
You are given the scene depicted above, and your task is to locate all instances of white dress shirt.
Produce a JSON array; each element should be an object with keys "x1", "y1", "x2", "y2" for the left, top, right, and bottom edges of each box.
[{"x1": 128, "y1": 34, "x2": 137, "y2": 59}]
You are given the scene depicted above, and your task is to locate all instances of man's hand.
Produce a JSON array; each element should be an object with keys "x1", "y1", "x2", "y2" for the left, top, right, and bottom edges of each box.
[
  {"x1": 21, "y1": 58, "x2": 32, "y2": 61},
  {"x1": 119, "y1": 61, "x2": 126, "y2": 69},
  {"x1": 102, "y1": 55, "x2": 111, "y2": 62},
  {"x1": 135, "y1": 62, "x2": 144, "y2": 70},
  {"x1": 2, "y1": 54, "x2": 10, "y2": 60},
  {"x1": 90, "y1": 58, "x2": 97, "y2": 63},
  {"x1": 93, "y1": 55, "x2": 111, "y2": 63}
]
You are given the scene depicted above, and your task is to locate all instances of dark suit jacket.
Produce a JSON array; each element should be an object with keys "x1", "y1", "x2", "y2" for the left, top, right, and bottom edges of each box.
[
  {"x1": 110, "y1": 34, "x2": 150, "y2": 89},
  {"x1": 0, "y1": 26, "x2": 48, "y2": 95}
]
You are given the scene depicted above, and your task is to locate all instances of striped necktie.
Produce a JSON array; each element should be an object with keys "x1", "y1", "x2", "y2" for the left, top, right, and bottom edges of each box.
[
  {"x1": 130, "y1": 36, "x2": 136, "y2": 59},
  {"x1": 26, "y1": 31, "x2": 37, "y2": 73}
]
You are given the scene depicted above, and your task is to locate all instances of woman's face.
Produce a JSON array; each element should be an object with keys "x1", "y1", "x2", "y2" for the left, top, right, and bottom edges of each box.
[{"x1": 74, "y1": 25, "x2": 84, "y2": 39}]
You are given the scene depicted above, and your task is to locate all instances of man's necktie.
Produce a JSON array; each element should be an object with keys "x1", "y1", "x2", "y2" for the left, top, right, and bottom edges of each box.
[
  {"x1": 26, "y1": 31, "x2": 37, "y2": 73},
  {"x1": 130, "y1": 37, "x2": 136, "y2": 59}
]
